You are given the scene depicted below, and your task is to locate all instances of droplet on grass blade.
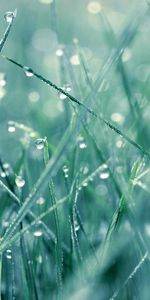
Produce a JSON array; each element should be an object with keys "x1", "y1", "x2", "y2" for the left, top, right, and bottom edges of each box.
[
  {"x1": 0, "y1": 171, "x2": 6, "y2": 178},
  {"x1": 74, "y1": 220, "x2": 80, "y2": 232},
  {"x1": 82, "y1": 181, "x2": 88, "y2": 187},
  {"x1": 15, "y1": 176, "x2": 25, "y2": 188},
  {"x1": 35, "y1": 138, "x2": 46, "y2": 150},
  {"x1": 6, "y1": 249, "x2": 12, "y2": 260},
  {"x1": 36, "y1": 197, "x2": 45, "y2": 205},
  {"x1": 7, "y1": 121, "x2": 16, "y2": 133},
  {"x1": 4, "y1": 9, "x2": 17, "y2": 23},
  {"x1": 63, "y1": 165, "x2": 69, "y2": 173},
  {"x1": 58, "y1": 84, "x2": 71, "y2": 100},
  {"x1": 33, "y1": 230, "x2": 43, "y2": 237},
  {"x1": 111, "y1": 113, "x2": 124, "y2": 125},
  {"x1": 99, "y1": 164, "x2": 109, "y2": 180},
  {"x1": 24, "y1": 66, "x2": 34, "y2": 77},
  {"x1": 79, "y1": 142, "x2": 87, "y2": 149}
]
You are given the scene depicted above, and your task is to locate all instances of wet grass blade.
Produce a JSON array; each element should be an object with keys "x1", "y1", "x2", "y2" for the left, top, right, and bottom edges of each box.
[
  {"x1": 0, "y1": 9, "x2": 17, "y2": 53},
  {"x1": 43, "y1": 139, "x2": 63, "y2": 297}
]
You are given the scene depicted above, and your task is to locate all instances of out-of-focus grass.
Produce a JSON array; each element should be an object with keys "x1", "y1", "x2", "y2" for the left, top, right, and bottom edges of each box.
[{"x1": 0, "y1": 0, "x2": 150, "y2": 299}]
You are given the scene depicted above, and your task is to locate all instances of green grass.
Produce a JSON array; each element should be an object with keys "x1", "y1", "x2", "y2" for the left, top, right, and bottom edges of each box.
[{"x1": 0, "y1": 1, "x2": 150, "y2": 299}]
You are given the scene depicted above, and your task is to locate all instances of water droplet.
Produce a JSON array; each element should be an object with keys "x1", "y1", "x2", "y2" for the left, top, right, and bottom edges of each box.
[
  {"x1": 111, "y1": 113, "x2": 124, "y2": 125},
  {"x1": 6, "y1": 249, "x2": 12, "y2": 260},
  {"x1": 6, "y1": 249, "x2": 11, "y2": 253},
  {"x1": 56, "y1": 49, "x2": 64, "y2": 57},
  {"x1": 99, "y1": 172, "x2": 109, "y2": 180},
  {"x1": 33, "y1": 230, "x2": 43, "y2": 237},
  {"x1": 82, "y1": 181, "x2": 88, "y2": 187},
  {"x1": 63, "y1": 165, "x2": 69, "y2": 173},
  {"x1": 64, "y1": 173, "x2": 69, "y2": 178},
  {"x1": 3, "y1": 163, "x2": 10, "y2": 170},
  {"x1": 79, "y1": 142, "x2": 87, "y2": 149},
  {"x1": 24, "y1": 66, "x2": 34, "y2": 77},
  {"x1": 70, "y1": 54, "x2": 80, "y2": 65},
  {"x1": 87, "y1": 1, "x2": 102, "y2": 14},
  {"x1": 7, "y1": 121, "x2": 16, "y2": 133},
  {"x1": 58, "y1": 84, "x2": 71, "y2": 100},
  {"x1": 36, "y1": 197, "x2": 45, "y2": 205},
  {"x1": 0, "y1": 73, "x2": 6, "y2": 87},
  {"x1": 1, "y1": 171, "x2": 6, "y2": 178},
  {"x1": 74, "y1": 220, "x2": 80, "y2": 232},
  {"x1": 116, "y1": 139, "x2": 124, "y2": 148},
  {"x1": 99, "y1": 164, "x2": 109, "y2": 180},
  {"x1": 4, "y1": 10, "x2": 17, "y2": 23},
  {"x1": 6, "y1": 254, "x2": 12, "y2": 260},
  {"x1": 15, "y1": 176, "x2": 25, "y2": 188},
  {"x1": 35, "y1": 138, "x2": 46, "y2": 150}
]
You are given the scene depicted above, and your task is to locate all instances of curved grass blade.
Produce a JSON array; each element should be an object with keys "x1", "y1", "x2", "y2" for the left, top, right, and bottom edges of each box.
[
  {"x1": 2, "y1": 54, "x2": 150, "y2": 159},
  {"x1": 0, "y1": 9, "x2": 17, "y2": 53}
]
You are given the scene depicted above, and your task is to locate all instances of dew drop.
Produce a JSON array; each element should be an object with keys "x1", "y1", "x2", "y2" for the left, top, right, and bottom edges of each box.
[
  {"x1": 4, "y1": 10, "x2": 17, "y2": 23},
  {"x1": 15, "y1": 176, "x2": 25, "y2": 188},
  {"x1": 111, "y1": 113, "x2": 124, "y2": 125},
  {"x1": 6, "y1": 254, "x2": 12, "y2": 260},
  {"x1": 35, "y1": 138, "x2": 46, "y2": 150},
  {"x1": 24, "y1": 66, "x2": 34, "y2": 77},
  {"x1": 7, "y1": 121, "x2": 16, "y2": 133},
  {"x1": 82, "y1": 181, "x2": 88, "y2": 187},
  {"x1": 99, "y1": 164, "x2": 110, "y2": 180},
  {"x1": 33, "y1": 230, "x2": 43, "y2": 237},
  {"x1": 36, "y1": 197, "x2": 45, "y2": 205},
  {"x1": 99, "y1": 172, "x2": 109, "y2": 180},
  {"x1": 116, "y1": 139, "x2": 124, "y2": 148},
  {"x1": 63, "y1": 165, "x2": 69, "y2": 173},
  {"x1": 3, "y1": 163, "x2": 10, "y2": 170},
  {"x1": 74, "y1": 220, "x2": 80, "y2": 232},
  {"x1": 58, "y1": 84, "x2": 71, "y2": 100},
  {"x1": 6, "y1": 249, "x2": 12, "y2": 260},
  {"x1": 79, "y1": 142, "x2": 87, "y2": 149},
  {"x1": 56, "y1": 49, "x2": 64, "y2": 57},
  {"x1": 0, "y1": 171, "x2": 6, "y2": 178}
]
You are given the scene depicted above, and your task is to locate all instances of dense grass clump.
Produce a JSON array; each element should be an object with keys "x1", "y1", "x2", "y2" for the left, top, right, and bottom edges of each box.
[{"x1": 0, "y1": 1, "x2": 150, "y2": 299}]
